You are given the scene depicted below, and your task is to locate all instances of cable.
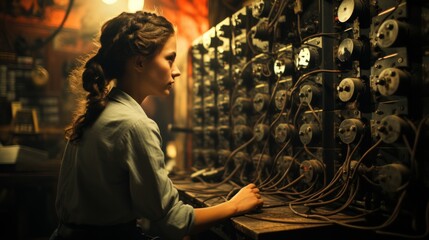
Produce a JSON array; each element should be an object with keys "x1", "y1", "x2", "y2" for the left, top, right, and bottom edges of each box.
[
  {"x1": 296, "y1": 13, "x2": 302, "y2": 42},
  {"x1": 305, "y1": 135, "x2": 364, "y2": 203},
  {"x1": 306, "y1": 103, "x2": 322, "y2": 127},
  {"x1": 246, "y1": 29, "x2": 261, "y2": 54},
  {"x1": 305, "y1": 178, "x2": 360, "y2": 214},
  {"x1": 303, "y1": 144, "x2": 321, "y2": 161},
  {"x1": 373, "y1": 0, "x2": 404, "y2": 40},
  {"x1": 261, "y1": 149, "x2": 302, "y2": 190},
  {"x1": 375, "y1": 200, "x2": 429, "y2": 239},
  {"x1": 252, "y1": 75, "x2": 283, "y2": 183},
  {"x1": 275, "y1": 174, "x2": 305, "y2": 191},
  {"x1": 301, "y1": 33, "x2": 340, "y2": 44},
  {"x1": 243, "y1": 214, "x2": 330, "y2": 225},
  {"x1": 268, "y1": 0, "x2": 289, "y2": 28},
  {"x1": 32, "y1": 0, "x2": 75, "y2": 50},
  {"x1": 291, "y1": 69, "x2": 345, "y2": 92},
  {"x1": 288, "y1": 189, "x2": 407, "y2": 230},
  {"x1": 259, "y1": 139, "x2": 292, "y2": 187}
]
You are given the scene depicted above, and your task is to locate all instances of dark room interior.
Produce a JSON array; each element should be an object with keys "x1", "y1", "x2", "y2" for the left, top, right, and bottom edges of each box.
[{"x1": 1, "y1": 0, "x2": 429, "y2": 239}]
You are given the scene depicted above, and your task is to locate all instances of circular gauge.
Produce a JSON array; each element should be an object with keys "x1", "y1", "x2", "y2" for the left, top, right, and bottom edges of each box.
[
  {"x1": 337, "y1": 38, "x2": 364, "y2": 62},
  {"x1": 337, "y1": 78, "x2": 364, "y2": 102},
  {"x1": 295, "y1": 47, "x2": 319, "y2": 70},
  {"x1": 377, "y1": 19, "x2": 409, "y2": 48},
  {"x1": 376, "y1": 68, "x2": 410, "y2": 96},
  {"x1": 338, "y1": 118, "x2": 365, "y2": 144},
  {"x1": 337, "y1": 0, "x2": 363, "y2": 23},
  {"x1": 31, "y1": 65, "x2": 49, "y2": 86}
]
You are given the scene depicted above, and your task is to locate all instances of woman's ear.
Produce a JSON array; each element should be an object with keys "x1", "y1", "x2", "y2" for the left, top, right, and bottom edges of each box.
[{"x1": 135, "y1": 55, "x2": 146, "y2": 71}]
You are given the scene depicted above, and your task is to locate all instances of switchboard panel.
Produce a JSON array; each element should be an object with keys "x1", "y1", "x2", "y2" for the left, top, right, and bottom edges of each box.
[{"x1": 190, "y1": 0, "x2": 429, "y2": 237}]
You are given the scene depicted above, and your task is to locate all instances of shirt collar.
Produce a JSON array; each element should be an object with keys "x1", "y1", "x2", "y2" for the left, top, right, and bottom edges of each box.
[{"x1": 108, "y1": 87, "x2": 147, "y2": 117}]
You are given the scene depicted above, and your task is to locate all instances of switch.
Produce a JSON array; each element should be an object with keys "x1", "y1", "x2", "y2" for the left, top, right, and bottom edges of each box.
[
  {"x1": 376, "y1": 68, "x2": 410, "y2": 96},
  {"x1": 376, "y1": 19, "x2": 409, "y2": 48},
  {"x1": 254, "y1": 123, "x2": 270, "y2": 142},
  {"x1": 233, "y1": 125, "x2": 253, "y2": 142},
  {"x1": 299, "y1": 84, "x2": 321, "y2": 105},
  {"x1": 274, "y1": 123, "x2": 296, "y2": 144},
  {"x1": 275, "y1": 90, "x2": 290, "y2": 111},
  {"x1": 253, "y1": 93, "x2": 270, "y2": 113},
  {"x1": 295, "y1": 47, "x2": 319, "y2": 70},
  {"x1": 337, "y1": 38, "x2": 364, "y2": 62},
  {"x1": 337, "y1": 78, "x2": 364, "y2": 102},
  {"x1": 252, "y1": 63, "x2": 265, "y2": 79},
  {"x1": 252, "y1": 0, "x2": 272, "y2": 18},
  {"x1": 274, "y1": 56, "x2": 294, "y2": 76},
  {"x1": 376, "y1": 163, "x2": 410, "y2": 193},
  {"x1": 299, "y1": 124, "x2": 321, "y2": 145},
  {"x1": 337, "y1": 0, "x2": 364, "y2": 23},
  {"x1": 300, "y1": 159, "x2": 325, "y2": 184},
  {"x1": 376, "y1": 115, "x2": 410, "y2": 144},
  {"x1": 233, "y1": 151, "x2": 251, "y2": 167},
  {"x1": 232, "y1": 97, "x2": 253, "y2": 115},
  {"x1": 338, "y1": 118, "x2": 365, "y2": 144}
]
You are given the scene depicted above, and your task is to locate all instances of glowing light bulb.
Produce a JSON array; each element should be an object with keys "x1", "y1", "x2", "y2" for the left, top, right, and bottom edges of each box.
[
  {"x1": 102, "y1": 0, "x2": 117, "y2": 5},
  {"x1": 166, "y1": 141, "x2": 177, "y2": 159},
  {"x1": 128, "y1": 0, "x2": 144, "y2": 12}
]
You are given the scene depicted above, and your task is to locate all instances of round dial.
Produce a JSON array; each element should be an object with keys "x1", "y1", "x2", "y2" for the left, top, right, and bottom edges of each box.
[
  {"x1": 337, "y1": 0, "x2": 363, "y2": 23},
  {"x1": 337, "y1": 78, "x2": 364, "y2": 102},
  {"x1": 337, "y1": 38, "x2": 364, "y2": 62}
]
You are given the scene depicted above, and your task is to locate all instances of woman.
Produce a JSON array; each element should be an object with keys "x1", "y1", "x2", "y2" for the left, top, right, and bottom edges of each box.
[{"x1": 51, "y1": 11, "x2": 263, "y2": 240}]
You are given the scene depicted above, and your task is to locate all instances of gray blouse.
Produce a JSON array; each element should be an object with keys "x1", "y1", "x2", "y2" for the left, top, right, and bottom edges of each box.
[{"x1": 55, "y1": 87, "x2": 195, "y2": 240}]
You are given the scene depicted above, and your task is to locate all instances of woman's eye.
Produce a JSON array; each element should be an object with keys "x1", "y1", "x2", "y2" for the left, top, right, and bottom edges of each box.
[{"x1": 166, "y1": 53, "x2": 176, "y2": 63}]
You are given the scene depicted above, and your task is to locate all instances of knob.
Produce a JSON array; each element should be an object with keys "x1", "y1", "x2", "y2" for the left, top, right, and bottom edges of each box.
[
  {"x1": 337, "y1": 38, "x2": 364, "y2": 62},
  {"x1": 337, "y1": 77, "x2": 365, "y2": 102},
  {"x1": 337, "y1": 0, "x2": 364, "y2": 23},
  {"x1": 338, "y1": 118, "x2": 365, "y2": 144},
  {"x1": 376, "y1": 68, "x2": 410, "y2": 96}
]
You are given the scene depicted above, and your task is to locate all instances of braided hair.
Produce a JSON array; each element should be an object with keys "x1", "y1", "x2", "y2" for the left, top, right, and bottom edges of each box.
[{"x1": 65, "y1": 11, "x2": 175, "y2": 142}]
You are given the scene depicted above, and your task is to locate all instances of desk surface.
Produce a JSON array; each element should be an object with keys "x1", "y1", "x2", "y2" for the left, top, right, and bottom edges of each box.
[
  {"x1": 174, "y1": 179, "x2": 387, "y2": 240},
  {"x1": 0, "y1": 159, "x2": 60, "y2": 186}
]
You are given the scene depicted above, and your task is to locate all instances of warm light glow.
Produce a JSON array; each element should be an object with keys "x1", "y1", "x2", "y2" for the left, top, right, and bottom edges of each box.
[
  {"x1": 128, "y1": 0, "x2": 144, "y2": 12},
  {"x1": 166, "y1": 141, "x2": 177, "y2": 159},
  {"x1": 102, "y1": 0, "x2": 117, "y2": 5}
]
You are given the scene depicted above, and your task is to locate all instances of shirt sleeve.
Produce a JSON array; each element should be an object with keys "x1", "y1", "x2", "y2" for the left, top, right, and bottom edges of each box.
[{"x1": 121, "y1": 118, "x2": 195, "y2": 240}]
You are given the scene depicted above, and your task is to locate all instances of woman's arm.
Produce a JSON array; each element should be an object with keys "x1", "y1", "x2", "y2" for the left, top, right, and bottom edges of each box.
[{"x1": 191, "y1": 183, "x2": 263, "y2": 233}]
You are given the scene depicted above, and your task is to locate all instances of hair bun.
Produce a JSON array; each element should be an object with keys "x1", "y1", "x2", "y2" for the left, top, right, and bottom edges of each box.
[{"x1": 82, "y1": 61, "x2": 105, "y2": 93}]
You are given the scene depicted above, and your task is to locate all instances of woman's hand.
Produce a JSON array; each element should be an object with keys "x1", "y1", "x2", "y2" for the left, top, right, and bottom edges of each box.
[
  {"x1": 192, "y1": 183, "x2": 264, "y2": 234},
  {"x1": 227, "y1": 183, "x2": 264, "y2": 216}
]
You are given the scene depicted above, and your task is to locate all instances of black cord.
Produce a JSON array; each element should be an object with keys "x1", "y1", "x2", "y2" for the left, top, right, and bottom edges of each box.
[{"x1": 32, "y1": 0, "x2": 74, "y2": 50}]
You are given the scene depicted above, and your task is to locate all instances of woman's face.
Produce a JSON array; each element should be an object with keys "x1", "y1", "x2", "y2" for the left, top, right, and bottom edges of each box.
[{"x1": 140, "y1": 35, "x2": 180, "y2": 98}]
